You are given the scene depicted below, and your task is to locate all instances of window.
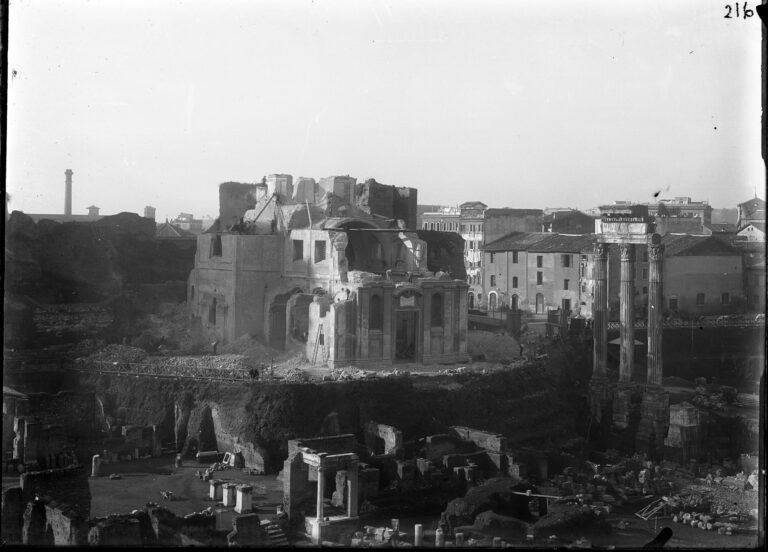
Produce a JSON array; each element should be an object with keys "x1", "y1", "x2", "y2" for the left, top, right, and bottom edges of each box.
[
  {"x1": 460, "y1": 224, "x2": 466, "y2": 233},
  {"x1": 314, "y1": 240, "x2": 327, "y2": 262},
  {"x1": 643, "y1": 251, "x2": 649, "y2": 262},
  {"x1": 512, "y1": 276, "x2": 518, "y2": 288},
  {"x1": 562, "y1": 254, "x2": 571, "y2": 268},
  {"x1": 512, "y1": 251, "x2": 519, "y2": 264},
  {"x1": 696, "y1": 293, "x2": 705, "y2": 306},
  {"x1": 490, "y1": 252, "x2": 495, "y2": 264},
  {"x1": 537, "y1": 271, "x2": 543, "y2": 285},
  {"x1": 564, "y1": 279, "x2": 569, "y2": 290},
  {"x1": 669, "y1": 297, "x2": 679, "y2": 311},
  {"x1": 642, "y1": 268, "x2": 648, "y2": 280},
  {"x1": 490, "y1": 275, "x2": 496, "y2": 287},
  {"x1": 292, "y1": 239, "x2": 303, "y2": 261},
  {"x1": 370, "y1": 295, "x2": 383, "y2": 330},
  {"x1": 209, "y1": 298, "x2": 217, "y2": 324},
  {"x1": 210, "y1": 235, "x2": 222, "y2": 257},
  {"x1": 537, "y1": 256, "x2": 543, "y2": 268},
  {"x1": 721, "y1": 292, "x2": 731, "y2": 305},
  {"x1": 431, "y1": 293, "x2": 444, "y2": 327},
  {"x1": 642, "y1": 286, "x2": 648, "y2": 294}
]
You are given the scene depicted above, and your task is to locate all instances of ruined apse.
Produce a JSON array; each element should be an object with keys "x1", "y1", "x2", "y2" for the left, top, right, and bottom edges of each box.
[{"x1": 187, "y1": 176, "x2": 469, "y2": 367}]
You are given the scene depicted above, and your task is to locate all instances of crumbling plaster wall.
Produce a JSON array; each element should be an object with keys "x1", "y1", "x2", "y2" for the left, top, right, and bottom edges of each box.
[{"x1": 218, "y1": 182, "x2": 264, "y2": 231}]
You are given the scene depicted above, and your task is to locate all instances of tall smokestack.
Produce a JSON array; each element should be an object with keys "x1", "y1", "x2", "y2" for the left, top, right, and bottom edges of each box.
[{"x1": 64, "y1": 169, "x2": 73, "y2": 215}]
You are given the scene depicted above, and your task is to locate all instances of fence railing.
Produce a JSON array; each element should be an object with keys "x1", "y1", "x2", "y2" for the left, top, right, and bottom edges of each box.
[{"x1": 606, "y1": 318, "x2": 764, "y2": 331}]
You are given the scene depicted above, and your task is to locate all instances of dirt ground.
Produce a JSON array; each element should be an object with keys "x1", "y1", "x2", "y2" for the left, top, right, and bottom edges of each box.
[{"x1": 88, "y1": 455, "x2": 284, "y2": 532}]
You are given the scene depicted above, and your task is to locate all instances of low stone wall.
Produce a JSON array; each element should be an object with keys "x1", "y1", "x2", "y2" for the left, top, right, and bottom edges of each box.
[{"x1": 20, "y1": 466, "x2": 91, "y2": 521}]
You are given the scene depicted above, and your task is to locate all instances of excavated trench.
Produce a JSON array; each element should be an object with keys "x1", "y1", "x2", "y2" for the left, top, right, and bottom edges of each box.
[{"x1": 77, "y1": 346, "x2": 593, "y2": 473}]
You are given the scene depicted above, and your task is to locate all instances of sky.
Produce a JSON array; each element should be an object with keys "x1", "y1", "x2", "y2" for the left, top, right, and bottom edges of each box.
[{"x1": 6, "y1": 0, "x2": 764, "y2": 221}]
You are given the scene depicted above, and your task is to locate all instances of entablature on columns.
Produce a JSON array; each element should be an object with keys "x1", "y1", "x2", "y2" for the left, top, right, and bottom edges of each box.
[
  {"x1": 597, "y1": 220, "x2": 655, "y2": 244},
  {"x1": 300, "y1": 449, "x2": 359, "y2": 470}
]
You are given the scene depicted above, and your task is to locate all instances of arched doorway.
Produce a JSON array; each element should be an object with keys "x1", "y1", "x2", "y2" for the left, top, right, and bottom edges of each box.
[
  {"x1": 511, "y1": 294, "x2": 518, "y2": 311},
  {"x1": 535, "y1": 293, "x2": 544, "y2": 314},
  {"x1": 468, "y1": 292, "x2": 474, "y2": 309},
  {"x1": 489, "y1": 292, "x2": 498, "y2": 311},
  {"x1": 269, "y1": 288, "x2": 303, "y2": 350}
]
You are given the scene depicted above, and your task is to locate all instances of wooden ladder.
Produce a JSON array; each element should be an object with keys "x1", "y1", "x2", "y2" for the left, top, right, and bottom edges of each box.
[{"x1": 311, "y1": 323, "x2": 327, "y2": 366}]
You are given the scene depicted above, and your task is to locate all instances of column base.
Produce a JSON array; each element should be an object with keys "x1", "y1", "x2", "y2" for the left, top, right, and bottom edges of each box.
[
  {"x1": 635, "y1": 386, "x2": 670, "y2": 462},
  {"x1": 588, "y1": 377, "x2": 613, "y2": 423},
  {"x1": 612, "y1": 382, "x2": 642, "y2": 430}
]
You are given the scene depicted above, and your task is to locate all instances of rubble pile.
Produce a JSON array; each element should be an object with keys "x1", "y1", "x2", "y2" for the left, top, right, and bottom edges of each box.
[
  {"x1": 351, "y1": 526, "x2": 407, "y2": 547},
  {"x1": 85, "y1": 344, "x2": 149, "y2": 364},
  {"x1": 327, "y1": 367, "x2": 376, "y2": 381},
  {"x1": 221, "y1": 334, "x2": 282, "y2": 361},
  {"x1": 154, "y1": 354, "x2": 248, "y2": 372}
]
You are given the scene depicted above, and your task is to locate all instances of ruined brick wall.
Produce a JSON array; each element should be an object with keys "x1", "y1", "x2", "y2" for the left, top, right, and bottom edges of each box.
[
  {"x1": 354, "y1": 181, "x2": 395, "y2": 220},
  {"x1": 1, "y1": 487, "x2": 24, "y2": 544},
  {"x1": 451, "y1": 426, "x2": 507, "y2": 453},
  {"x1": 20, "y1": 466, "x2": 92, "y2": 521},
  {"x1": 416, "y1": 230, "x2": 467, "y2": 278},
  {"x1": 218, "y1": 182, "x2": 262, "y2": 231},
  {"x1": 44, "y1": 501, "x2": 88, "y2": 546},
  {"x1": 393, "y1": 187, "x2": 418, "y2": 229}
]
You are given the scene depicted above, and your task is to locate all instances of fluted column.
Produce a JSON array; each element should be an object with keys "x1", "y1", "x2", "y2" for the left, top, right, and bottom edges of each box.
[
  {"x1": 592, "y1": 244, "x2": 609, "y2": 379},
  {"x1": 316, "y1": 467, "x2": 325, "y2": 521},
  {"x1": 647, "y1": 237, "x2": 664, "y2": 386},
  {"x1": 619, "y1": 244, "x2": 635, "y2": 382}
]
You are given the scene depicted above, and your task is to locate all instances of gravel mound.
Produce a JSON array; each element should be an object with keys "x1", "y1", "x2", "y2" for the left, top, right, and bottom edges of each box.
[{"x1": 85, "y1": 344, "x2": 149, "y2": 364}]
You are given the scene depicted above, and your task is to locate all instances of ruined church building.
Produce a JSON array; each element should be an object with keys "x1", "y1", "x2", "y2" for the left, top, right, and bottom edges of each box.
[{"x1": 188, "y1": 175, "x2": 469, "y2": 368}]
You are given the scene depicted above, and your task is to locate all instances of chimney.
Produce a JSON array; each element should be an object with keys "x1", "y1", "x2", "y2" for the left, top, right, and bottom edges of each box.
[
  {"x1": 65, "y1": 169, "x2": 73, "y2": 215},
  {"x1": 144, "y1": 206, "x2": 156, "y2": 220}
]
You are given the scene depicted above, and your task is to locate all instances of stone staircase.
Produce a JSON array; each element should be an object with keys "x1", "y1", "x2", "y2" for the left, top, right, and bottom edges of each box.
[{"x1": 260, "y1": 520, "x2": 289, "y2": 547}]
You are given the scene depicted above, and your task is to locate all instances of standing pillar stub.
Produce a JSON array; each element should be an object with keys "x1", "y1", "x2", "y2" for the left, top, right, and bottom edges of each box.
[
  {"x1": 316, "y1": 466, "x2": 325, "y2": 521},
  {"x1": 592, "y1": 243, "x2": 609, "y2": 380},
  {"x1": 619, "y1": 243, "x2": 636, "y2": 382},
  {"x1": 647, "y1": 235, "x2": 664, "y2": 387}
]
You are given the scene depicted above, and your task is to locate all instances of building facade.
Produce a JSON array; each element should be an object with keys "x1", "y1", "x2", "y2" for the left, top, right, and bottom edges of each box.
[
  {"x1": 581, "y1": 233, "x2": 746, "y2": 319},
  {"x1": 482, "y1": 233, "x2": 593, "y2": 314},
  {"x1": 188, "y1": 176, "x2": 468, "y2": 368}
]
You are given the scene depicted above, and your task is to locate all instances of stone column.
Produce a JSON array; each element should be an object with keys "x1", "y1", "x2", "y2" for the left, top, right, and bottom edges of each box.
[
  {"x1": 443, "y1": 289, "x2": 454, "y2": 356},
  {"x1": 316, "y1": 467, "x2": 325, "y2": 521},
  {"x1": 347, "y1": 461, "x2": 359, "y2": 518},
  {"x1": 592, "y1": 244, "x2": 609, "y2": 379},
  {"x1": 414, "y1": 524, "x2": 423, "y2": 547},
  {"x1": 382, "y1": 286, "x2": 393, "y2": 362},
  {"x1": 647, "y1": 238, "x2": 664, "y2": 386},
  {"x1": 359, "y1": 288, "x2": 369, "y2": 361},
  {"x1": 619, "y1": 244, "x2": 635, "y2": 382},
  {"x1": 458, "y1": 287, "x2": 468, "y2": 355}
]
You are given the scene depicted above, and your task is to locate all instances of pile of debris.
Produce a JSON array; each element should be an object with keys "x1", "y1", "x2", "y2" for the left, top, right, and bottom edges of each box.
[
  {"x1": 85, "y1": 344, "x2": 149, "y2": 364},
  {"x1": 327, "y1": 367, "x2": 375, "y2": 381},
  {"x1": 351, "y1": 525, "x2": 407, "y2": 547},
  {"x1": 437, "y1": 366, "x2": 469, "y2": 376},
  {"x1": 156, "y1": 354, "x2": 248, "y2": 371}
]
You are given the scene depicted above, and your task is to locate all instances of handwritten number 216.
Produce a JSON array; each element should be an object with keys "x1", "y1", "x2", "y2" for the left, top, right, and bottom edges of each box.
[{"x1": 724, "y1": 3, "x2": 754, "y2": 18}]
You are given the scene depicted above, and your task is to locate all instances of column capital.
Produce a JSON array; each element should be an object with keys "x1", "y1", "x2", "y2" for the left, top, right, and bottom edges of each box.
[
  {"x1": 594, "y1": 243, "x2": 609, "y2": 260},
  {"x1": 648, "y1": 244, "x2": 664, "y2": 262},
  {"x1": 619, "y1": 243, "x2": 635, "y2": 262}
]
